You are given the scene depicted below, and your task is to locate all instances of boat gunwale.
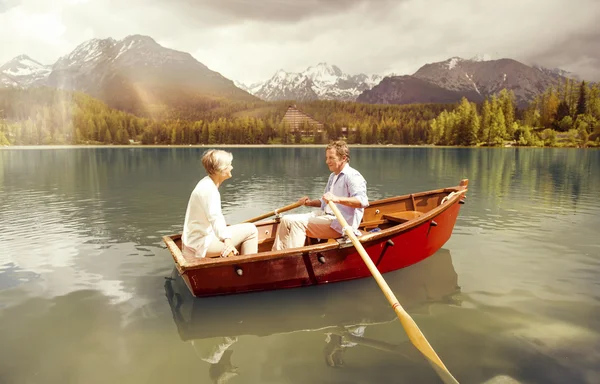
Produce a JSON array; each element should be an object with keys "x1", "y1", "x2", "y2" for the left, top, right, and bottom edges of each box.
[{"x1": 162, "y1": 183, "x2": 467, "y2": 272}]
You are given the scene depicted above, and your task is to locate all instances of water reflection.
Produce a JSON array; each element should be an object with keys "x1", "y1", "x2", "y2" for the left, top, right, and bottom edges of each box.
[
  {"x1": 1, "y1": 147, "x2": 599, "y2": 383},
  {"x1": 1, "y1": 147, "x2": 598, "y2": 248},
  {"x1": 165, "y1": 248, "x2": 460, "y2": 383}
]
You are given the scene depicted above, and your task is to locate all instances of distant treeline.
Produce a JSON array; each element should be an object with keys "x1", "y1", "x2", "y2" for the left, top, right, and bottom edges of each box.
[
  {"x1": 0, "y1": 87, "x2": 452, "y2": 145},
  {"x1": 430, "y1": 79, "x2": 600, "y2": 147},
  {"x1": 0, "y1": 80, "x2": 599, "y2": 147}
]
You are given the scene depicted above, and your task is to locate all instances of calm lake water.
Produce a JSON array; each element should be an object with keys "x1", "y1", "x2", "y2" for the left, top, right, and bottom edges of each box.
[{"x1": 1, "y1": 146, "x2": 599, "y2": 384}]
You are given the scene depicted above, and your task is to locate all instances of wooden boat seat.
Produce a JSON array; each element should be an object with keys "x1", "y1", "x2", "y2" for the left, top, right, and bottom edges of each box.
[
  {"x1": 382, "y1": 210, "x2": 423, "y2": 223},
  {"x1": 307, "y1": 229, "x2": 369, "y2": 245}
]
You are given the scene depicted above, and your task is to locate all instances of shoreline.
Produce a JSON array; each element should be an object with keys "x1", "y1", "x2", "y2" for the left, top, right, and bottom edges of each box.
[
  {"x1": 1, "y1": 144, "x2": 442, "y2": 149},
  {"x1": 0, "y1": 144, "x2": 595, "y2": 150}
]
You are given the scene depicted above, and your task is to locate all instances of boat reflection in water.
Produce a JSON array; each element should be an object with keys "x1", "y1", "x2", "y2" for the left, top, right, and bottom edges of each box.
[{"x1": 164, "y1": 248, "x2": 461, "y2": 383}]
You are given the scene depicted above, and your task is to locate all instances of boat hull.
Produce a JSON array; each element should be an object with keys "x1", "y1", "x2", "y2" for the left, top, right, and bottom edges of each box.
[
  {"x1": 176, "y1": 196, "x2": 463, "y2": 297},
  {"x1": 165, "y1": 247, "x2": 460, "y2": 341}
]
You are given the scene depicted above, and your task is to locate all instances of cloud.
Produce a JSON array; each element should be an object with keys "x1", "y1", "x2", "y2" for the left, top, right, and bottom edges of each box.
[
  {"x1": 0, "y1": 0, "x2": 19, "y2": 13},
  {"x1": 146, "y1": 0, "x2": 397, "y2": 25},
  {"x1": 0, "y1": 0, "x2": 599, "y2": 84},
  {"x1": 524, "y1": 30, "x2": 600, "y2": 82}
]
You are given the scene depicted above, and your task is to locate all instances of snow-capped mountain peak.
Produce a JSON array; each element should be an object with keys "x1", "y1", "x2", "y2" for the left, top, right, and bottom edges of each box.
[
  {"x1": 305, "y1": 63, "x2": 344, "y2": 83},
  {"x1": 111, "y1": 35, "x2": 162, "y2": 63},
  {"x1": 234, "y1": 80, "x2": 265, "y2": 94},
  {"x1": 439, "y1": 55, "x2": 492, "y2": 71},
  {"x1": 249, "y1": 63, "x2": 382, "y2": 101},
  {"x1": 445, "y1": 57, "x2": 464, "y2": 70},
  {"x1": 54, "y1": 35, "x2": 162, "y2": 69},
  {"x1": 50, "y1": 34, "x2": 204, "y2": 79},
  {"x1": 56, "y1": 37, "x2": 116, "y2": 69},
  {"x1": 0, "y1": 73, "x2": 19, "y2": 87},
  {"x1": 0, "y1": 54, "x2": 51, "y2": 87},
  {"x1": 532, "y1": 65, "x2": 577, "y2": 80},
  {"x1": 273, "y1": 69, "x2": 292, "y2": 81}
]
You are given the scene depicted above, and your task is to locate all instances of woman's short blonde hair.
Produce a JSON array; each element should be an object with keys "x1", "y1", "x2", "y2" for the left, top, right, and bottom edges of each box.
[{"x1": 201, "y1": 149, "x2": 233, "y2": 176}]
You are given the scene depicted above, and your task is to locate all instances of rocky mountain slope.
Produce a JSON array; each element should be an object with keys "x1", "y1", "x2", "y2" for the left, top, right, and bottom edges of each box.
[
  {"x1": 358, "y1": 56, "x2": 571, "y2": 107},
  {"x1": 44, "y1": 35, "x2": 256, "y2": 114},
  {"x1": 0, "y1": 55, "x2": 51, "y2": 87}
]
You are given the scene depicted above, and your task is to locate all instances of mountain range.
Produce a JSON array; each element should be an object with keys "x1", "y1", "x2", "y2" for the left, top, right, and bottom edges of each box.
[
  {"x1": 235, "y1": 63, "x2": 382, "y2": 102},
  {"x1": 0, "y1": 34, "x2": 581, "y2": 113},
  {"x1": 1, "y1": 35, "x2": 256, "y2": 116},
  {"x1": 358, "y1": 56, "x2": 573, "y2": 107}
]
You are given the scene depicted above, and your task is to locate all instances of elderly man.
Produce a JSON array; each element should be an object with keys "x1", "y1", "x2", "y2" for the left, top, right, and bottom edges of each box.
[{"x1": 272, "y1": 140, "x2": 369, "y2": 250}]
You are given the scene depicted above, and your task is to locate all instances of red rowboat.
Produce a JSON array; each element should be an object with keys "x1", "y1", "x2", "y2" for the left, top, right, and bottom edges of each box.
[{"x1": 163, "y1": 179, "x2": 468, "y2": 297}]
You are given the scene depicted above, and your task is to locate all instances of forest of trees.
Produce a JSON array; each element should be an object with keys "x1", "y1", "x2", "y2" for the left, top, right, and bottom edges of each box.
[
  {"x1": 430, "y1": 79, "x2": 600, "y2": 147},
  {"x1": 1, "y1": 80, "x2": 599, "y2": 147}
]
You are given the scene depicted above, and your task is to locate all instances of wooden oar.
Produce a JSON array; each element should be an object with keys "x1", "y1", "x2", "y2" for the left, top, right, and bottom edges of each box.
[
  {"x1": 242, "y1": 201, "x2": 304, "y2": 223},
  {"x1": 327, "y1": 201, "x2": 459, "y2": 384}
]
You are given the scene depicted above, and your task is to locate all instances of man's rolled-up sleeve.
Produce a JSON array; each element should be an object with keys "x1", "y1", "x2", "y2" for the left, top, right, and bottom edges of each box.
[{"x1": 348, "y1": 173, "x2": 369, "y2": 208}]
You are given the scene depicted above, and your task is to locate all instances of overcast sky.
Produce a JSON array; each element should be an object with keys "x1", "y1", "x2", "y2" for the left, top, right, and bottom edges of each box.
[{"x1": 1, "y1": 0, "x2": 599, "y2": 84}]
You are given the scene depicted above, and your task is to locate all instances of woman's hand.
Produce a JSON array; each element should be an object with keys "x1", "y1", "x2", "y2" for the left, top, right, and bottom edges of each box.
[{"x1": 221, "y1": 238, "x2": 239, "y2": 257}]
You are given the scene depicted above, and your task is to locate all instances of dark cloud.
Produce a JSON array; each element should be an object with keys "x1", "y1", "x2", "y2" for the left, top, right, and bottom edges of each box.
[
  {"x1": 1, "y1": 0, "x2": 599, "y2": 83},
  {"x1": 525, "y1": 31, "x2": 600, "y2": 81},
  {"x1": 155, "y1": 0, "x2": 394, "y2": 24}
]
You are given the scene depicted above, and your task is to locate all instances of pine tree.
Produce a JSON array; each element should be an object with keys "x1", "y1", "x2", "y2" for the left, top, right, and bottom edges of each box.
[
  {"x1": 454, "y1": 98, "x2": 471, "y2": 145},
  {"x1": 105, "y1": 128, "x2": 112, "y2": 143},
  {"x1": 122, "y1": 127, "x2": 130, "y2": 144},
  {"x1": 499, "y1": 89, "x2": 515, "y2": 138},
  {"x1": 429, "y1": 117, "x2": 440, "y2": 145},
  {"x1": 589, "y1": 84, "x2": 600, "y2": 121},
  {"x1": 487, "y1": 96, "x2": 507, "y2": 145},
  {"x1": 170, "y1": 127, "x2": 177, "y2": 144},
  {"x1": 480, "y1": 99, "x2": 492, "y2": 142},
  {"x1": 141, "y1": 127, "x2": 154, "y2": 144},
  {"x1": 576, "y1": 81, "x2": 589, "y2": 116},
  {"x1": 208, "y1": 121, "x2": 217, "y2": 144},
  {"x1": 0, "y1": 130, "x2": 10, "y2": 146},
  {"x1": 465, "y1": 106, "x2": 480, "y2": 145},
  {"x1": 540, "y1": 88, "x2": 560, "y2": 128},
  {"x1": 75, "y1": 128, "x2": 82, "y2": 144},
  {"x1": 555, "y1": 101, "x2": 571, "y2": 124}
]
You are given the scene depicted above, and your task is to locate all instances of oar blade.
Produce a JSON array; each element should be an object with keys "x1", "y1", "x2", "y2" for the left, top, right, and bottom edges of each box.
[{"x1": 396, "y1": 310, "x2": 459, "y2": 384}]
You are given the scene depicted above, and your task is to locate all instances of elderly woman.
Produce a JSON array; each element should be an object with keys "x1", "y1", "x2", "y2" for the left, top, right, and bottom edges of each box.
[{"x1": 182, "y1": 149, "x2": 258, "y2": 258}]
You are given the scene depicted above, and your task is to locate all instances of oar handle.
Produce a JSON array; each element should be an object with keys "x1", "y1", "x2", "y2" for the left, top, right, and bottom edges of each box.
[
  {"x1": 327, "y1": 201, "x2": 459, "y2": 384},
  {"x1": 242, "y1": 201, "x2": 304, "y2": 223}
]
